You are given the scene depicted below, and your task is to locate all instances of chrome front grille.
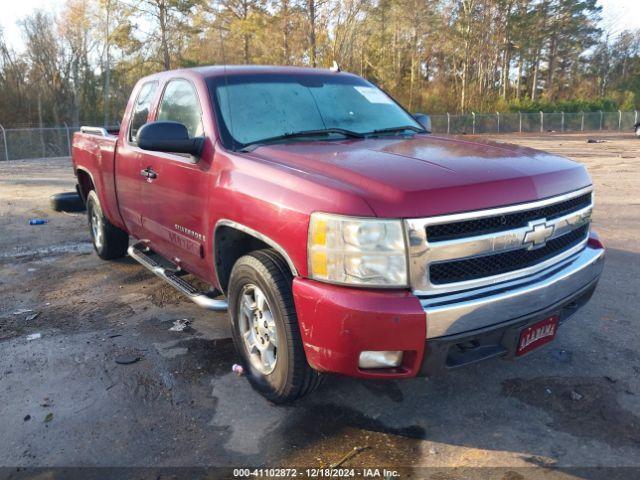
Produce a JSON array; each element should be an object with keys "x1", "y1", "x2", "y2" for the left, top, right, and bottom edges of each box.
[
  {"x1": 429, "y1": 224, "x2": 589, "y2": 284},
  {"x1": 425, "y1": 192, "x2": 592, "y2": 242},
  {"x1": 405, "y1": 187, "x2": 593, "y2": 295}
]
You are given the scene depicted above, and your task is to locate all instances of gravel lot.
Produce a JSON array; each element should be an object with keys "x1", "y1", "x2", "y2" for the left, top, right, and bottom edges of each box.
[{"x1": 0, "y1": 132, "x2": 639, "y2": 478}]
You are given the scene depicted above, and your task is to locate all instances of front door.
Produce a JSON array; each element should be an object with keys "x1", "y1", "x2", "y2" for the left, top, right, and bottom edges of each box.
[
  {"x1": 115, "y1": 80, "x2": 158, "y2": 239},
  {"x1": 138, "y1": 78, "x2": 211, "y2": 279}
]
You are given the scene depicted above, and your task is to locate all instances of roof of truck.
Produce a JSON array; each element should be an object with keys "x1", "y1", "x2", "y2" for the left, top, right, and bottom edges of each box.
[
  {"x1": 194, "y1": 65, "x2": 347, "y2": 77},
  {"x1": 141, "y1": 65, "x2": 355, "y2": 83}
]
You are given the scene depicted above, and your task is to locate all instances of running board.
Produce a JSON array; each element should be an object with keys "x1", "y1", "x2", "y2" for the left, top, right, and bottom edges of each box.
[{"x1": 127, "y1": 242, "x2": 228, "y2": 312}]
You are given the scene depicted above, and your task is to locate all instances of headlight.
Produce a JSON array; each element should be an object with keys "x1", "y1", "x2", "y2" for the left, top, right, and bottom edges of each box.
[{"x1": 308, "y1": 213, "x2": 408, "y2": 287}]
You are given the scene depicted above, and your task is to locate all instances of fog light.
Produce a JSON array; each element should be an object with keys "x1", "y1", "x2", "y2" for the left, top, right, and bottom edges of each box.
[{"x1": 358, "y1": 351, "x2": 403, "y2": 369}]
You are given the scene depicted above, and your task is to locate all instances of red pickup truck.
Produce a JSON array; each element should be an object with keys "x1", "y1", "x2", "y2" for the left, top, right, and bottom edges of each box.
[{"x1": 72, "y1": 66, "x2": 604, "y2": 402}]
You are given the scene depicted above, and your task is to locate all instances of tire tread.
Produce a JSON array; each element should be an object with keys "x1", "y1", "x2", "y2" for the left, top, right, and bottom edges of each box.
[
  {"x1": 229, "y1": 249, "x2": 323, "y2": 403},
  {"x1": 87, "y1": 191, "x2": 128, "y2": 260}
]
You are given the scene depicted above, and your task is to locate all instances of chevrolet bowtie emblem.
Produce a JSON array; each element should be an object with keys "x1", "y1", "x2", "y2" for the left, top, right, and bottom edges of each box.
[{"x1": 523, "y1": 220, "x2": 555, "y2": 250}]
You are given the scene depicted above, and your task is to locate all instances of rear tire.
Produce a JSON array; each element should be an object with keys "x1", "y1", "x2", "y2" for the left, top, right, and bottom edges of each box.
[
  {"x1": 228, "y1": 249, "x2": 323, "y2": 403},
  {"x1": 86, "y1": 190, "x2": 128, "y2": 260}
]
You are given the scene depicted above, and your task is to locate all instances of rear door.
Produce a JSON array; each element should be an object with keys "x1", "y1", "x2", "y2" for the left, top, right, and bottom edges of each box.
[
  {"x1": 115, "y1": 80, "x2": 158, "y2": 239},
  {"x1": 138, "y1": 78, "x2": 211, "y2": 278}
]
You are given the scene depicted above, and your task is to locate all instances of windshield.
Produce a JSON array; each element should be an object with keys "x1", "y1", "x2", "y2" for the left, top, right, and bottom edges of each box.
[{"x1": 206, "y1": 73, "x2": 423, "y2": 150}]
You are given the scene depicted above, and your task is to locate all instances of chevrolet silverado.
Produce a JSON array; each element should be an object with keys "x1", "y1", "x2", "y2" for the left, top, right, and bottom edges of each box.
[{"x1": 72, "y1": 66, "x2": 604, "y2": 402}]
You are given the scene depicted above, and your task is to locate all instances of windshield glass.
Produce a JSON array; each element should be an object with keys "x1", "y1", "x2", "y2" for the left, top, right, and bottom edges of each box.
[{"x1": 206, "y1": 73, "x2": 422, "y2": 149}]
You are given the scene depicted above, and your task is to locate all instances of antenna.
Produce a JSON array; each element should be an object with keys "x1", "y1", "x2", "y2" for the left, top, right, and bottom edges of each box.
[{"x1": 330, "y1": 61, "x2": 341, "y2": 72}]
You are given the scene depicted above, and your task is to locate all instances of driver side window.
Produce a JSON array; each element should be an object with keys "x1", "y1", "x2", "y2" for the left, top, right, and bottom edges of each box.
[
  {"x1": 157, "y1": 79, "x2": 204, "y2": 138},
  {"x1": 129, "y1": 81, "x2": 158, "y2": 144}
]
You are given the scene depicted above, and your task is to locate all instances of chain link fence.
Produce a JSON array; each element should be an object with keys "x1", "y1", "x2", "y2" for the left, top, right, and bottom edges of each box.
[
  {"x1": 431, "y1": 110, "x2": 639, "y2": 136},
  {"x1": 0, "y1": 110, "x2": 638, "y2": 161},
  {"x1": 0, "y1": 125, "x2": 82, "y2": 161}
]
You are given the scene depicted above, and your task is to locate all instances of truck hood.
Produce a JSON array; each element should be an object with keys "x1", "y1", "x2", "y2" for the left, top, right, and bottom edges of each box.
[{"x1": 247, "y1": 135, "x2": 592, "y2": 218}]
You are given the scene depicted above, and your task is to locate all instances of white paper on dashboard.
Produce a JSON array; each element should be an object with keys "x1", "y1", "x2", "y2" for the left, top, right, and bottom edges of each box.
[{"x1": 354, "y1": 86, "x2": 393, "y2": 104}]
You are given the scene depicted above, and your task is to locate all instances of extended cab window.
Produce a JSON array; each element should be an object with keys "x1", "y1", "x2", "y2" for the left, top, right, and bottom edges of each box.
[
  {"x1": 157, "y1": 79, "x2": 203, "y2": 138},
  {"x1": 129, "y1": 81, "x2": 158, "y2": 143}
]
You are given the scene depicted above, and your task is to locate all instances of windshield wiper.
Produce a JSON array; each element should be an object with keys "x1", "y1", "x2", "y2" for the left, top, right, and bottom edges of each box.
[
  {"x1": 239, "y1": 128, "x2": 365, "y2": 151},
  {"x1": 365, "y1": 125, "x2": 425, "y2": 136}
]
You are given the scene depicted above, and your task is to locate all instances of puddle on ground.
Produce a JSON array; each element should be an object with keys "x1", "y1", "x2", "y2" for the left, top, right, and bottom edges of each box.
[
  {"x1": 154, "y1": 339, "x2": 189, "y2": 359},
  {"x1": 258, "y1": 402, "x2": 426, "y2": 466},
  {"x1": 502, "y1": 376, "x2": 640, "y2": 448},
  {"x1": 163, "y1": 337, "x2": 237, "y2": 379}
]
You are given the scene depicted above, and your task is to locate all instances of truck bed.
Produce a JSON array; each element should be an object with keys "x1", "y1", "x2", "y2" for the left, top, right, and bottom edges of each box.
[{"x1": 71, "y1": 127, "x2": 122, "y2": 229}]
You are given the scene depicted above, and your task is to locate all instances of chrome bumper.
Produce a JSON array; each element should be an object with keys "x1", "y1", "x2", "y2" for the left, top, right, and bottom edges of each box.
[{"x1": 419, "y1": 246, "x2": 604, "y2": 338}]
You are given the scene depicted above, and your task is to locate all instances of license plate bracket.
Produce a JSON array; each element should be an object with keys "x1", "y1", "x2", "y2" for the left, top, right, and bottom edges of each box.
[{"x1": 516, "y1": 315, "x2": 559, "y2": 356}]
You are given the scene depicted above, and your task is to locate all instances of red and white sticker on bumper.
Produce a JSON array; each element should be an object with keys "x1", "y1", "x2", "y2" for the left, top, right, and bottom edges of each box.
[{"x1": 517, "y1": 314, "x2": 559, "y2": 356}]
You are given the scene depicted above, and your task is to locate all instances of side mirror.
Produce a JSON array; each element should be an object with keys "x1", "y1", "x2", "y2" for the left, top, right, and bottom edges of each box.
[
  {"x1": 137, "y1": 121, "x2": 204, "y2": 156},
  {"x1": 413, "y1": 113, "x2": 432, "y2": 133}
]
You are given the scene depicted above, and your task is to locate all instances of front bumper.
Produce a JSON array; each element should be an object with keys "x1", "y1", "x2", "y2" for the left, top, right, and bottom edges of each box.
[
  {"x1": 419, "y1": 278, "x2": 598, "y2": 376},
  {"x1": 419, "y1": 244, "x2": 605, "y2": 338},
  {"x1": 292, "y1": 245, "x2": 604, "y2": 379}
]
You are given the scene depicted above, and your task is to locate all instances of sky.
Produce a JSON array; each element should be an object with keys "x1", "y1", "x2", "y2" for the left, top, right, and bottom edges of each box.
[{"x1": 0, "y1": 0, "x2": 639, "y2": 52}]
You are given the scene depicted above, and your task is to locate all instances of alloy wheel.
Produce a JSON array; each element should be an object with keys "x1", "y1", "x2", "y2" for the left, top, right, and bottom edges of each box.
[
  {"x1": 91, "y1": 206, "x2": 103, "y2": 249},
  {"x1": 238, "y1": 284, "x2": 278, "y2": 374}
]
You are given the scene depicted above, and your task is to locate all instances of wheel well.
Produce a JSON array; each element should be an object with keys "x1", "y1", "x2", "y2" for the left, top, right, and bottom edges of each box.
[
  {"x1": 76, "y1": 169, "x2": 94, "y2": 202},
  {"x1": 215, "y1": 226, "x2": 286, "y2": 294}
]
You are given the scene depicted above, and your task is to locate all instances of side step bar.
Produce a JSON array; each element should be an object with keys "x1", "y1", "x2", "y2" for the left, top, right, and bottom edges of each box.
[{"x1": 127, "y1": 242, "x2": 228, "y2": 312}]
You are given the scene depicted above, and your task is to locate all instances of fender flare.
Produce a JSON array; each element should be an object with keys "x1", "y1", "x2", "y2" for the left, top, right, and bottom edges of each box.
[
  {"x1": 75, "y1": 165, "x2": 127, "y2": 231},
  {"x1": 213, "y1": 219, "x2": 299, "y2": 277},
  {"x1": 74, "y1": 166, "x2": 96, "y2": 200}
]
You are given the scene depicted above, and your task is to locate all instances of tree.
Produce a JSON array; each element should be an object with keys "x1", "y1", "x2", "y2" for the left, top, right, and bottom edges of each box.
[
  {"x1": 21, "y1": 11, "x2": 69, "y2": 126},
  {"x1": 0, "y1": 0, "x2": 638, "y2": 128},
  {"x1": 60, "y1": 0, "x2": 99, "y2": 125},
  {"x1": 122, "y1": 0, "x2": 203, "y2": 69},
  {"x1": 214, "y1": 0, "x2": 266, "y2": 64}
]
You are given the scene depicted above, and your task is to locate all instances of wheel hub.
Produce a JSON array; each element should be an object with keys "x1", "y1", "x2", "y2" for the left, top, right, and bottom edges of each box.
[
  {"x1": 239, "y1": 284, "x2": 278, "y2": 374},
  {"x1": 91, "y1": 207, "x2": 103, "y2": 249}
]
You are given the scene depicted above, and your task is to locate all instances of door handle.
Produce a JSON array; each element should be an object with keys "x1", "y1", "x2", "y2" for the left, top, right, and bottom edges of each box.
[{"x1": 140, "y1": 167, "x2": 158, "y2": 180}]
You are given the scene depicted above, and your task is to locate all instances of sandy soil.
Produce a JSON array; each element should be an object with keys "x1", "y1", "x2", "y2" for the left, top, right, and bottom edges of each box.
[{"x1": 0, "y1": 133, "x2": 639, "y2": 478}]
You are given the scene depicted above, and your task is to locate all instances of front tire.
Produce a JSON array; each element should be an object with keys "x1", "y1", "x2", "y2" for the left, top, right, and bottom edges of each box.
[
  {"x1": 228, "y1": 249, "x2": 322, "y2": 403},
  {"x1": 86, "y1": 190, "x2": 128, "y2": 260}
]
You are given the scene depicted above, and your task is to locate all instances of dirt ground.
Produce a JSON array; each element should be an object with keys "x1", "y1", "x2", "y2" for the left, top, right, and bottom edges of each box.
[{"x1": 0, "y1": 132, "x2": 639, "y2": 479}]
